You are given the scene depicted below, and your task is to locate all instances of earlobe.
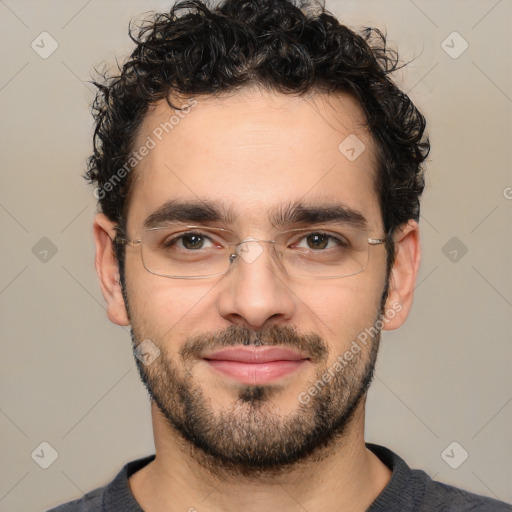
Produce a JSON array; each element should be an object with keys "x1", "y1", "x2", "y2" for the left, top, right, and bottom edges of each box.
[
  {"x1": 93, "y1": 213, "x2": 130, "y2": 326},
  {"x1": 382, "y1": 220, "x2": 421, "y2": 331}
]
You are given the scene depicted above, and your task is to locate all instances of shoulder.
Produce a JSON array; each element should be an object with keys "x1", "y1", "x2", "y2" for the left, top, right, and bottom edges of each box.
[
  {"x1": 366, "y1": 443, "x2": 512, "y2": 511},
  {"x1": 45, "y1": 454, "x2": 155, "y2": 512},
  {"x1": 45, "y1": 486, "x2": 104, "y2": 512},
  {"x1": 415, "y1": 472, "x2": 512, "y2": 511}
]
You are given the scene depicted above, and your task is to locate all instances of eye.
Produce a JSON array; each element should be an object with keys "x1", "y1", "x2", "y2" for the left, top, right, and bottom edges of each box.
[
  {"x1": 294, "y1": 232, "x2": 347, "y2": 251},
  {"x1": 164, "y1": 232, "x2": 215, "y2": 250}
]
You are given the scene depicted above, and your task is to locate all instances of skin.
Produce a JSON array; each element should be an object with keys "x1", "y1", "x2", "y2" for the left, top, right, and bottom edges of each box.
[{"x1": 93, "y1": 87, "x2": 421, "y2": 512}]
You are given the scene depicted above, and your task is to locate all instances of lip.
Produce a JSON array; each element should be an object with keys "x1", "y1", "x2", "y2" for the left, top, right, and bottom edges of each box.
[
  {"x1": 202, "y1": 347, "x2": 310, "y2": 385},
  {"x1": 202, "y1": 347, "x2": 309, "y2": 363}
]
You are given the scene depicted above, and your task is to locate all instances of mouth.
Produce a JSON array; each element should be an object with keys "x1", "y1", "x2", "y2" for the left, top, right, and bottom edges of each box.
[{"x1": 201, "y1": 347, "x2": 311, "y2": 385}]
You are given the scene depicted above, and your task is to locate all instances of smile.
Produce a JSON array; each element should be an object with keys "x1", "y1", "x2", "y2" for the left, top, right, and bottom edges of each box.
[{"x1": 201, "y1": 347, "x2": 310, "y2": 385}]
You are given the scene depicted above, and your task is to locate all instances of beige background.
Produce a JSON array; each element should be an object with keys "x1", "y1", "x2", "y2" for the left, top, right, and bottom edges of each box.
[{"x1": 0, "y1": 1, "x2": 511, "y2": 511}]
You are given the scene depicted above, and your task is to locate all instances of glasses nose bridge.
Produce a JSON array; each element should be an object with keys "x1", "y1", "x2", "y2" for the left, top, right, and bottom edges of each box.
[
  {"x1": 237, "y1": 235, "x2": 277, "y2": 246},
  {"x1": 230, "y1": 236, "x2": 280, "y2": 268}
]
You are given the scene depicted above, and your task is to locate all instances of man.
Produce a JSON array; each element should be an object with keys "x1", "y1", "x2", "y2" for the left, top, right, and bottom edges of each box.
[{"x1": 48, "y1": 0, "x2": 511, "y2": 510}]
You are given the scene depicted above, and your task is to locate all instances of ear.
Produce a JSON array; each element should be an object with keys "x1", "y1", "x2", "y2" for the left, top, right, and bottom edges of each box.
[
  {"x1": 382, "y1": 220, "x2": 421, "y2": 331},
  {"x1": 93, "y1": 213, "x2": 130, "y2": 326}
]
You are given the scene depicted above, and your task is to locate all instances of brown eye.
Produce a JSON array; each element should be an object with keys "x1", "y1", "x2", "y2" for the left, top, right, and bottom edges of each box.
[
  {"x1": 180, "y1": 233, "x2": 206, "y2": 250},
  {"x1": 306, "y1": 233, "x2": 329, "y2": 250},
  {"x1": 162, "y1": 232, "x2": 213, "y2": 250},
  {"x1": 293, "y1": 232, "x2": 350, "y2": 252}
]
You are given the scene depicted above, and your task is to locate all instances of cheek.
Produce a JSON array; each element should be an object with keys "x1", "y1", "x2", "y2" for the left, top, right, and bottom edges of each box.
[
  {"x1": 126, "y1": 270, "x2": 221, "y2": 342},
  {"x1": 294, "y1": 277, "x2": 383, "y2": 350}
]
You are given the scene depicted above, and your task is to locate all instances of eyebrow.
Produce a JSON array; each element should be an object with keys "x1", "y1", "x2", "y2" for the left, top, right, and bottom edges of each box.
[
  {"x1": 143, "y1": 199, "x2": 369, "y2": 230},
  {"x1": 269, "y1": 200, "x2": 369, "y2": 230},
  {"x1": 143, "y1": 199, "x2": 236, "y2": 229}
]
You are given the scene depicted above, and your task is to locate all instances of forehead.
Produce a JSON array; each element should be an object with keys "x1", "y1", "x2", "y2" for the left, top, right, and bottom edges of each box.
[{"x1": 125, "y1": 88, "x2": 381, "y2": 233}]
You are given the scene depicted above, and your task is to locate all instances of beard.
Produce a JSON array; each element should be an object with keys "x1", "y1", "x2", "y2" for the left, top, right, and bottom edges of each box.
[{"x1": 129, "y1": 318, "x2": 381, "y2": 478}]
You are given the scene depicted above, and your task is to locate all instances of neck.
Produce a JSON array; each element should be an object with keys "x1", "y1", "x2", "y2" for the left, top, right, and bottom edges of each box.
[{"x1": 129, "y1": 399, "x2": 392, "y2": 512}]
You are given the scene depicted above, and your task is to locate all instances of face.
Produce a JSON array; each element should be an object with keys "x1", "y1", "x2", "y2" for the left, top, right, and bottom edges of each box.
[{"x1": 102, "y1": 88, "x2": 405, "y2": 476}]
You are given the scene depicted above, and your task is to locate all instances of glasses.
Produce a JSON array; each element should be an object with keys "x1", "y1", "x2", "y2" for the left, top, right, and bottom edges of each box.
[{"x1": 117, "y1": 224, "x2": 386, "y2": 280}]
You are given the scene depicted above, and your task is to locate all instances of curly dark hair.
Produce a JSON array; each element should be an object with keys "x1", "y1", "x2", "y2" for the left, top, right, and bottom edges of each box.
[{"x1": 86, "y1": 0, "x2": 429, "y2": 281}]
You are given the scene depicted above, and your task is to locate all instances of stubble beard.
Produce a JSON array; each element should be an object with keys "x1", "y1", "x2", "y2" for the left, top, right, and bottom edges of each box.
[{"x1": 130, "y1": 320, "x2": 381, "y2": 479}]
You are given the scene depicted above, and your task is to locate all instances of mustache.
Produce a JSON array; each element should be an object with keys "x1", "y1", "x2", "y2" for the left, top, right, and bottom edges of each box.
[{"x1": 179, "y1": 324, "x2": 328, "y2": 363}]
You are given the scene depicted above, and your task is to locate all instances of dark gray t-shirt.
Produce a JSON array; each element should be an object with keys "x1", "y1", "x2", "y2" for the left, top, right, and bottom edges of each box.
[{"x1": 46, "y1": 443, "x2": 511, "y2": 511}]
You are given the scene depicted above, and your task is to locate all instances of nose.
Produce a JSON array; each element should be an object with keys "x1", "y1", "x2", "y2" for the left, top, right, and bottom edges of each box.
[{"x1": 216, "y1": 239, "x2": 296, "y2": 329}]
